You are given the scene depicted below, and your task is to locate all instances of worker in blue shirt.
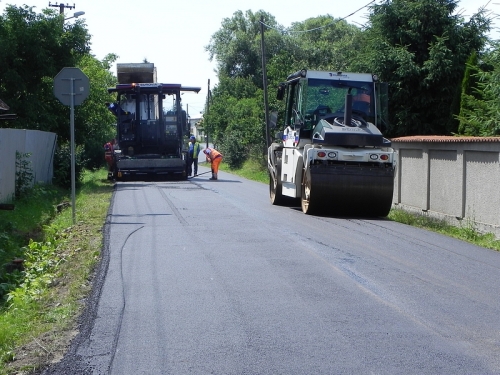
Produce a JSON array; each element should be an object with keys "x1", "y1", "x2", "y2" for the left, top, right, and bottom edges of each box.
[{"x1": 188, "y1": 136, "x2": 201, "y2": 176}]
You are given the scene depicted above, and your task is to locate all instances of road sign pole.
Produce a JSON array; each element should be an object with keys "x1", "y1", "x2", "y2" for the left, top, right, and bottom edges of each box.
[
  {"x1": 70, "y1": 78, "x2": 76, "y2": 224},
  {"x1": 54, "y1": 67, "x2": 89, "y2": 225}
]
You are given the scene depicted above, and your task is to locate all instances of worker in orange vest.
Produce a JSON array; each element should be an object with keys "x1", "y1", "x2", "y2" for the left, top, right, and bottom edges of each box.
[
  {"x1": 203, "y1": 147, "x2": 223, "y2": 180},
  {"x1": 104, "y1": 138, "x2": 116, "y2": 171}
]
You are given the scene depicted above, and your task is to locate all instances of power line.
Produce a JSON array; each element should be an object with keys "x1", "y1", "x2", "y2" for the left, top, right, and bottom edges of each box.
[{"x1": 260, "y1": 0, "x2": 375, "y2": 34}]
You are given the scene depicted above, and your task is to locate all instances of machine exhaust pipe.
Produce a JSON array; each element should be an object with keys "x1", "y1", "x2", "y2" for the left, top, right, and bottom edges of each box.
[{"x1": 344, "y1": 89, "x2": 353, "y2": 126}]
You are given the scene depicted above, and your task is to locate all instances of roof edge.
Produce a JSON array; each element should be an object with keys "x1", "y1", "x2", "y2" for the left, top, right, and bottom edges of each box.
[{"x1": 391, "y1": 136, "x2": 500, "y2": 143}]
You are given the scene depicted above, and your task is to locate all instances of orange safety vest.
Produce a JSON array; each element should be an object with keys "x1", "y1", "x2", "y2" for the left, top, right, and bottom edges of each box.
[
  {"x1": 104, "y1": 142, "x2": 114, "y2": 165},
  {"x1": 205, "y1": 148, "x2": 222, "y2": 161},
  {"x1": 104, "y1": 142, "x2": 114, "y2": 153}
]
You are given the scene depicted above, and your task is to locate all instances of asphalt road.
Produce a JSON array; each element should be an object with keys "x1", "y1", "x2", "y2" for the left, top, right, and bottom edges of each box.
[{"x1": 44, "y1": 166, "x2": 500, "y2": 374}]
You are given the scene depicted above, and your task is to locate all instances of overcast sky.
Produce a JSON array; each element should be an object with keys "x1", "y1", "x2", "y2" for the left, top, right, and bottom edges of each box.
[{"x1": 0, "y1": 0, "x2": 496, "y2": 115}]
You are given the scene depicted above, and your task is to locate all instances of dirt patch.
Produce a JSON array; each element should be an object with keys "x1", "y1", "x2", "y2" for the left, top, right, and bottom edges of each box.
[{"x1": 6, "y1": 328, "x2": 78, "y2": 375}]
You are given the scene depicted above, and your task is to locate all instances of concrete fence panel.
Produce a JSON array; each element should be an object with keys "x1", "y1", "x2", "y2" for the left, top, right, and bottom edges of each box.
[
  {"x1": 25, "y1": 130, "x2": 57, "y2": 184},
  {"x1": 0, "y1": 129, "x2": 57, "y2": 203},
  {"x1": 429, "y1": 149, "x2": 461, "y2": 218},
  {"x1": 392, "y1": 136, "x2": 500, "y2": 238},
  {"x1": 398, "y1": 148, "x2": 426, "y2": 209},
  {"x1": 0, "y1": 129, "x2": 25, "y2": 202},
  {"x1": 464, "y1": 150, "x2": 500, "y2": 226}
]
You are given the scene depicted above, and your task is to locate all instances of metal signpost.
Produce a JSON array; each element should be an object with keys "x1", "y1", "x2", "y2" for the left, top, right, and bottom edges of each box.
[{"x1": 53, "y1": 67, "x2": 90, "y2": 224}]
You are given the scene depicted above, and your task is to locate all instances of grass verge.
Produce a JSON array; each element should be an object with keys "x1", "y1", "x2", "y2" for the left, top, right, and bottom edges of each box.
[
  {"x1": 0, "y1": 169, "x2": 112, "y2": 374},
  {"x1": 388, "y1": 208, "x2": 500, "y2": 251},
  {"x1": 218, "y1": 159, "x2": 268, "y2": 183}
]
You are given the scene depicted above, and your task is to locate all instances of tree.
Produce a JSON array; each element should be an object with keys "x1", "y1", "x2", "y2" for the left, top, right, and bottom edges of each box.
[
  {"x1": 205, "y1": 10, "x2": 364, "y2": 166},
  {"x1": 206, "y1": 10, "x2": 280, "y2": 88},
  {"x1": 0, "y1": 5, "x2": 119, "y2": 175},
  {"x1": 0, "y1": 5, "x2": 90, "y2": 133},
  {"x1": 289, "y1": 16, "x2": 362, "y2": 72},
  {"x1": 203, "y1": 75, "x2": 263, "y2": 144},
  {"x1": 76, "y1": 53, "x2": 118, "y2": 169},
  {"x1": 217, "y1": 95, "x2": 264, "y2": 169},
  {"x1": 356, "y1": 0, "x2": 490, "y2": 136},
  {"x1": 456, "y1": 44, "x2": 500, "y2": 136},
  {"x1": 205, "y1": 10, "x2": 279, "y2": 163}
]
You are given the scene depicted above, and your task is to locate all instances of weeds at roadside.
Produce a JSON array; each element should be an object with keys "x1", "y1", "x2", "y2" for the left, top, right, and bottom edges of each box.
[
  {"x1": 0, "y1": 168, "x2": 112, "y2": 374},
  {"x1": 218, "y1": 159, "x2": 268, "y2": 183},
  {"x1": 388, "y1": 208, "x2": 500, "y2": 251},
  {"x1": 15, "y1": 152, "x2": 34, "y2": 199}
]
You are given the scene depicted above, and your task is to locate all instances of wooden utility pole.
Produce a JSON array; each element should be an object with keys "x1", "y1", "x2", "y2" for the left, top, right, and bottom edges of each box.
[
  {"x1": 205, "y1": 79, "x2": 210, "y2": 148},
  {"x1": 48, "y1": 2, "x2": 75, "y2": 14},
  {"x1": 260, "y1": 16, "x2": 271, "y2": 152}
]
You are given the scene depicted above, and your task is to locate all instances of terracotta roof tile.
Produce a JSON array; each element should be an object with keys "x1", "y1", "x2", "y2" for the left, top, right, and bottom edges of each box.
[{"x1": 391, "y1": 136, "x2": 500, "y2": 143}]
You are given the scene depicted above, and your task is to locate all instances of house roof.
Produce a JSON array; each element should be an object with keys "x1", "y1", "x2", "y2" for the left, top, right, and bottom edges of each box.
[{"x1": 0, "y1": 99, "x2": 10, "y2": 111}]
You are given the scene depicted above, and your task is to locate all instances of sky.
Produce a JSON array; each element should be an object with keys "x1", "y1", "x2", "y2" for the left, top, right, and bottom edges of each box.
[{"x1": 0, "y1": 0, "x2": 497, "y2": 116}]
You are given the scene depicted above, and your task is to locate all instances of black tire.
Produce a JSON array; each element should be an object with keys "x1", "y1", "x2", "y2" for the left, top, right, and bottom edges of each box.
[
  {"x1": 301, "y1": 168, "x2": 316, "y2": 214},
  {"x1": 269, "y1": 171, "x2": 283, "y2": 205},
  {"x1": 370, "y1": 200, "x2": 392, "y2": 218}
]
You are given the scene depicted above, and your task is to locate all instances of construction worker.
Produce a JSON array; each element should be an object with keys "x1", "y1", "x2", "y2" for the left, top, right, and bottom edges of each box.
[
  {"x1": 188, "y1": 135, "x2": 201, "y2": 176},
  {"x1": 352, "y1": 91, "x2": 371, "y2": 115},
  {"x1": 104, "y1": 139, "x2": 116, "y2": 171},
  {"x1": 203, "y1": 147, "x2": 223, "y2": 180}
]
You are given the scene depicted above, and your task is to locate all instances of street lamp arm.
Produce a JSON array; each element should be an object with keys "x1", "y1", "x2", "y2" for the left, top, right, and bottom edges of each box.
[{"x1": 64, "y1": 11, "x2": 85, "y2": 21}]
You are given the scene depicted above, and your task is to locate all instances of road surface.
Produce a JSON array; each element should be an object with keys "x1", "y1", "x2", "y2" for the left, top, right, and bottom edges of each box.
[{"x1": 44, "y1": 166, "x2": 500, "y2": 374}]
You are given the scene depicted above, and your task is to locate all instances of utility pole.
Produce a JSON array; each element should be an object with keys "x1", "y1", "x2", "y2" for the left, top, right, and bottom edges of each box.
[
  {"x1": 205, "y1": 79, "x2": 210, "y2": 148},
  {"x1": 49, "y1": 2, "x2": 76, "y2": 14},
  {"x1": 260, "y1": 16, "x2": 271, "y2": 152}
]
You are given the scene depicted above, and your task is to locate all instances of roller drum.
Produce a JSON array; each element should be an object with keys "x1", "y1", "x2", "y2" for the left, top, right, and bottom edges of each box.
[{"x1": 303, "y1": 164, "x2": 395, "y2": 216}]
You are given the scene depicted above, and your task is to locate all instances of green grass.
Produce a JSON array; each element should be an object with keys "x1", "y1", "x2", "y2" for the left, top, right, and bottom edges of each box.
[
  {"x1": 388, "y1": 208, "x2": 500, "y2": 251},
  {"x1": 218, "y1": 159, "x2": 269, "y2": 183},
  {"x1": 0, "y1": 169, "x2": 113, "y2": 374}
]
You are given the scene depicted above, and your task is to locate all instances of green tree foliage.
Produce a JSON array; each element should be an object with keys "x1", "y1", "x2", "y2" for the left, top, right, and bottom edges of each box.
[
  {"x1": 52, "y1": 142, "x2": 85, "y2": 189},
  {"x1": 289, "y1": 16, "x2": 362, "y2": 72},
  {"x1": 220, "y1": 96, "x2": 264, "y2": 167},
  {"x1": 0, "y1": 5, "x2": 119, "y2": 183},
  {"x1": 207, "y1": 10, "x2": 280, "y2": 87},
  {"x1": 205, "y1": 10, "x2": 362, "y2": 166},
  {"x1": 457, "y1": 44, "x2": 500, "y2": 136},
  {"x1": 206, "y1": 11, "x2": 269, "y2": 81},
  {"x1": 76, "y1": 54, "x2": 118, "y2": 169},
  {"x1": 205, "y1": 75, "x2": 265, "y2": 167},
  {"x1": 457, "y1": 51, "x2": 480, "y2": 134},
  {"x1": 0, "y1": 5, "x2": 90, "y2": 133},
  {"x1": 205, "y1": 2, "x2": 493, "y2": 164},
  {"x1": 15, "y1": 151, "x2": 34, "y2": 199},
  {"x1": 356, "y1": 0, "x2": 490, "y2": 136}
]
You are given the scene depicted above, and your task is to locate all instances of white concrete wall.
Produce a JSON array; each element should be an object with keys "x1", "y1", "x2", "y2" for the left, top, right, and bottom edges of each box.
[
  {"x1": 0, "y1": 129, "x2": 57, "y2": 203},
  {"x1": 189, "y1": 116, "x2": 203, "y2": 141},
  {"x1": 392, "y1": 137, "x2": 500, "y2": 238}
]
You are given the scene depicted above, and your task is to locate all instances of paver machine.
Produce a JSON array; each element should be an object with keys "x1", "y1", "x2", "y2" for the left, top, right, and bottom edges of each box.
[
  {"x1": 107, "y1": 63, "x2": 201, "y2": 180},
  {"x1": 268, "y1": 69, "x2": 396, "y2": 216}
]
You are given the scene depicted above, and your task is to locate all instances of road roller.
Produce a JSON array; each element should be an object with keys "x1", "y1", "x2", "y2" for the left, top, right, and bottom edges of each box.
[{"x1": 268, "y1": 69, "x2": 396, "y2": 216}]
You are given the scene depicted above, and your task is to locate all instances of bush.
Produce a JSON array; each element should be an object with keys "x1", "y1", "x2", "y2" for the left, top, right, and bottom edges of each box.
[
  {"x1": 53, "y1": 142, "x2": 86, "y2": 189},
  {"x1": 15, "y1": 152, "x2": 34, "y2": 199},
  {"x1": 219, "y1": 131, "x2": 248, "y2": 169}
]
